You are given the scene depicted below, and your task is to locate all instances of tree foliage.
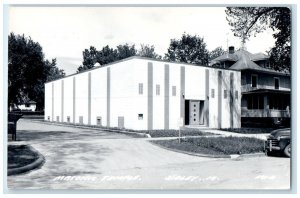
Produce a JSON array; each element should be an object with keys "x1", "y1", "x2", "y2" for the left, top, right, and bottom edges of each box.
[
  {"x1": 137, "y1": 44, "x2": 162, "y2": 59},
  {"x1": 164, "y1": 33, "x2": 209, "y2": 65},
  {"x1": 8, "y1": 33, "x2": 65, "y2": 110},
  {"x1": 209, "y1": 46, "x2": 226, "y2": 61},
  {"x1": 77, "y1": 44, "x2": 137, "y2": 73},
  {"x1": 226, "y1": 7, "x2": 291, "y2": 71}
]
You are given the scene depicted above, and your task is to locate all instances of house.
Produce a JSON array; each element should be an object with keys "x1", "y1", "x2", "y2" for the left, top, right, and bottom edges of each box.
[
  {"x1": 44, "y1": 56, "x2": 241, "y2": 130},
  {"x1": 210, "y1": 47, "x2": 291, "y2": 127}
]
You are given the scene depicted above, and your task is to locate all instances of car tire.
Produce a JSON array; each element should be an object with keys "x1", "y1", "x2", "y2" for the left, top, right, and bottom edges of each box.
[
  {"x1": 283, "y1": 144, "x2": 291, "y2": 157},
  {"x1": 265, "y1": 149, "x2": 272, "y2": 156}
]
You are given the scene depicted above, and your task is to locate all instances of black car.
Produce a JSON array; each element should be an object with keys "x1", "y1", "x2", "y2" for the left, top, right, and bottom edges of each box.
[{"x1": 264, "y1": 128, "x2": 291, "y2": 157}]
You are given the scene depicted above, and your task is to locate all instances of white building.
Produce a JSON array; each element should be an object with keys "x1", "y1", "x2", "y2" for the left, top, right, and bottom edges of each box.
[{"x1": 45, "y1": 56, "x2": 241, "y2": 130}]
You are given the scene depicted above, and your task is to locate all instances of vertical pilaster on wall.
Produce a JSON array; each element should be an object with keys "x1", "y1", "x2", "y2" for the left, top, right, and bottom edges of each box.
[
  {"x1": 88, "y1": 72, "x2": 91, "y2": 125},
  {"x1": 73, "y1": 77, "x2": 76, "y2": 124},
  {"x1": 147, "y1": 62, "x2": 153, "y2": 130},
  {"x1": 52, "y1": 83, "x2": 54, "y2": 122},
  {"x1": 230, "y1": 72, "x2": 234, "y2": 128},
  {"x1": 61, "y1": 80, "x2": 64, "y2": 122},
  {"x1": 164, "y1": 64, "x2": 170, "y2": 130},
  {"x1": 204, "y1": 69, "x2": 210, "y2": 126},
  {"x1": 218, "y1": 71, "x2": 222, "y2": 129},
  {"x1": 107, "y1": 67, "x2": 111, "y2": 127},
  {"x1": 180, "y1": 66, "x2": 185, "y2": 123}
]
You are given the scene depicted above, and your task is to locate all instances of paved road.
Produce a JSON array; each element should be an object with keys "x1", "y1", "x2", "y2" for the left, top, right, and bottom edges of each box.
[{"x1": 7, "y1": 119, "x2": 290, "y2": 190}]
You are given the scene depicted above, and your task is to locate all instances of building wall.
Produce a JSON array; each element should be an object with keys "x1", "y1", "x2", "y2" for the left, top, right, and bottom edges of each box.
[{"x1": 45, "y1": 57, "x2": 241, "y2": 130}]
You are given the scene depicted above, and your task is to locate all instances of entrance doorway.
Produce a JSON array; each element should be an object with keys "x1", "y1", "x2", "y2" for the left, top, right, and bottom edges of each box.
[{"x1": 185, "y1": 100, "x2": 204, "y2": 125}]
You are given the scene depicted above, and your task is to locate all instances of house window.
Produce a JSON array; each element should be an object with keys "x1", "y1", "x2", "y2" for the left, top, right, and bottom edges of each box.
[
  {"x1": 156, "y1": 84, "x2": 160, "y2": 96},
  {"x1": 172, "y1": 86, "x2": 176, "y2": 96},
  {"x1": 247, "y1": 95, "x2": 264, "y2": 110},
  {"x1": 224, "y1": 90, "x2": 227, "y2": 99},
  {"x1": 251, "y1": 75, "x2": 257, "y2": 88},
  {"x1": 138, "y1": 114, "x2": 143, "y2": 120},
  {"x1": 67, "y1": 116, "x2": 70, "y2": 123},
  {"x1": 47, "y1": 116, "x2": 50, "y2": 121},
  {"x1": 25, "y1": 103, "x2": 30, "y2": 107},
  {"x1": 274, "y1": 78, "x2": 279, "y2": 90},
  {"x1": 138, "y1": 83, "x2": 143, "y2": 95},
  {"x1": 211, "y1": 89, "x2": 215, "y2": 98}
]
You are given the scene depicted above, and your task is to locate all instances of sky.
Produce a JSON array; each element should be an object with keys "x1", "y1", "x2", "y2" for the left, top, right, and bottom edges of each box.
[{"x1": 8, "y1": 6, "x2": 277, "y2": 75}]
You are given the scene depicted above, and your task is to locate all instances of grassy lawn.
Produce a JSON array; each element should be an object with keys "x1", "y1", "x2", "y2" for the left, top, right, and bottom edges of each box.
[
  {"x1": 8, "y1": 145, "x2": 39, "y2": 169},
  {"x1": 151, "y1": 136, "x2": 265, "y2": 156},
  {"x1": 222, "y1": 128, "x2": 275, "y2": 134},
  {"x1": 143, "y1": 129, "x2": 214, "y2": 138}
]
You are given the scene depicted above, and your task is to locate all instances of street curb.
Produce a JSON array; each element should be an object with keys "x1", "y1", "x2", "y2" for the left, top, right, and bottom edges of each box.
[
  {"x1": 7, "y1": 145, "x2": 45, "y2": 176},
  {"x1": 148, "y1": 141, "x2": 231, "y2": 159},
  {"x1": 26, "y1": 119, "x2": 149, "y2": 138},
  {"x1": 238, "y1": 152, "x2": 266, "y2": 158}
]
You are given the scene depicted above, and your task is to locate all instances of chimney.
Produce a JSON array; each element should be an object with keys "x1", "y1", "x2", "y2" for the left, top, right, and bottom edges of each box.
[{"x1": 229, "y1": 46, "x2": 235, "y2": 54}]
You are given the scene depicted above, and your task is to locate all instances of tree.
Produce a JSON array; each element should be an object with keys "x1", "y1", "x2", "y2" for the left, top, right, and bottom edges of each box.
[
  {"x1": 209, "y1": 46, "x2": 226, "y2": 61},
  {"x1": 137, "y1": 44, "x2": 162, "y2": 59},
  {"x1": 8, "y1": 33, "x2": 65, "y2": 111},
  {"x1": 164, "y1": 33, "x2": 210, "y2": 65},
  {"x1": 226, "y1": 7, "x2": 291, "y2": 71},
  {"x1": 116, "y1": 43, "x2": 137, "y2": 60},
  {"x1": 77, "y1": 44, "x2": 136, "y2": 73}
]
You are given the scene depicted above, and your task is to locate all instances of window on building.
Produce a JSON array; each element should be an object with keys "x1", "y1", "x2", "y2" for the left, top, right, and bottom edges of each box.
[
  {"x1": 47, "y1": 116, "x2": 50, "y2": 121},
  {"x1": 235, "y1": 91, "x2": 238, "y2": 99},
  {"x1": 172, "y1": 86, "x2": 176, "y2": 96},
  {"x1": 211, "y1": 89, "x2": 215, "y2": 98},
  {"x1": 138, "y1": 83, "x2": 143, "y2": 95},
  {"x1": 224, "y1": 90, "x2": 227, "y2": 99},
  {"x1": 25, "y1": 103, "x2": 30, "y2": 107},
  {"x1": 156, "y1": 84, "x2": 160, "y2": 96},
  {"x1": 274, "y1": 78, "x2": 279, "y2": 90},
  {"x1": 67, "y1": 116, "x2": 70, "y2": 123},
  {"x1": 251, "y1": 75, "x2": 257, "y2": 88},
  {"x1": 138, "y1": 114, "x2": 143, "y2": 120},
  {"x1": 56, "y1": 116, "x2": 59, "y2": 122},
  {"x1": 247, "y1": 95, "x2": 264, "y2": 109},
  {"x1": 96, "y1": 116, "x2": 102, "y2": 125}
]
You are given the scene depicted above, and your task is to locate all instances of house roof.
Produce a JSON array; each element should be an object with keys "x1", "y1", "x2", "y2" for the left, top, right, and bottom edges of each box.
[{"x1": 211, "y1": 49, "x2": 289, "y2": 76}]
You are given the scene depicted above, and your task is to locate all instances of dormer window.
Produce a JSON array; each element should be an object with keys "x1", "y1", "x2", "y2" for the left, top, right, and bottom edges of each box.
[
  {"x1": 251, "y1": 75, "x2": 257, "y2": 88},
  {"x1": 274, "y1": 77, "x2": 279, "y2": 90}
]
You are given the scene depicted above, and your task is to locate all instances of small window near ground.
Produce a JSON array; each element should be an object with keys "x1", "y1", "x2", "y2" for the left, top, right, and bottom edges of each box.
[
  {"x1": 224, "y1": 90, "x2": 227, "y2": 99},
  {"x1": 79, "y1": 116, "x2": 83, "y2": 124},
  {"x1": 211, "y1": 89, "x2": 215, "y2": 98},
  {"x1": 138, "y1": 83, "x2": 143, "y2": 95},
  {"x1": 235, "y1": 91, "x2": 238, "y2": 99},
  {"x1": 138, "y1": 114, "x2": 143, "y2": 120},
  {"x1": 56, "y1": 116, "x2": 59, "y2": 122},
  {"x1": 67, "y1": 116, "x2": 70, "y2": 123},
  {"x1": 156, "y1": 84, "x2": 160, "y2": 96},
  {"x1": 47, "y1": 116, "x2": 50, "y2": 121},
  {"x1": 274, "y1": 78, "x2": 279, "y2": 90},
  {"x1": 251, "y1": 75, "x2": 257, "y2": 88},
  {"x1": 172, "y1": 86, "x2": 176, "y2": 96},
  {"x1": 96, "y1": 116, "x2": 102, "y2": 125}
]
